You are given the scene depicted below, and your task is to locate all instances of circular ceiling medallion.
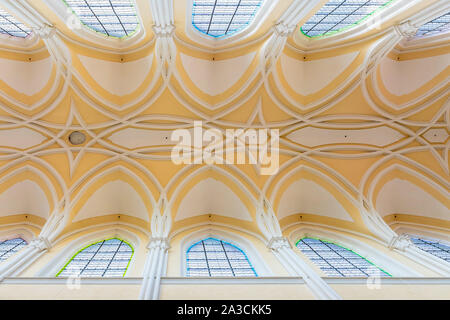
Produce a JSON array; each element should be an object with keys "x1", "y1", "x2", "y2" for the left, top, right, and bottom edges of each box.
[{"x1": 68, "y1": 131, "x2": 86, "y2": 145}]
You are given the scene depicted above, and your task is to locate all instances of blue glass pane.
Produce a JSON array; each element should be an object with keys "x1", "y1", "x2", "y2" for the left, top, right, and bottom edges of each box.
[
  {"x1": 187, "y1": 237, "x2": 257, "y2": 277},
  {"x1": 301, "y1": 0, "x2": 395, "y2": 38},
  {"x1": 57, "y1": 238, "x2": 133, "y2": 277},
  {"x1": 410, "y1": 237, "x2": 450, "y2": 262},
  {"x1": 192, "y1": 0, "x2": 263, "y2": 38},
  {"x1": 416, "y1": 12, "x2": 450, "y2": 37},
  {"x1": 0, "y1": 7, "x2": 31, "y2": 38},
  {"x1": 0, "y1": 238, "x2": 27, "y2": 262},
  {"x1": 63, "y1": 0, "x2": 139, "y2": 38},
  {"x1": 297, "y1": 238, "x2": 390, "y2": 277}
]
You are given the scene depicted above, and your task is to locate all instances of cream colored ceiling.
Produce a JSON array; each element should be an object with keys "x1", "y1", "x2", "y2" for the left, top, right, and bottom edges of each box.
[{"x1": 0, "y1": 0, "x2": 448, "y2": 245}]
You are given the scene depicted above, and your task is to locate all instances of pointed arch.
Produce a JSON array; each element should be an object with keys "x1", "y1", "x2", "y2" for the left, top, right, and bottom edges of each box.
[
  {"x1": 67, "y1": 165, "x2": 157, "y2": 232},
  {"x1": 168, "y1": 166, "x2": 259, "y2": 234}
]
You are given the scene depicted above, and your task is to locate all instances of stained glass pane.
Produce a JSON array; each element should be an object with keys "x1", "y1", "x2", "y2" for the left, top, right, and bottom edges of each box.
[
  {"x1": 410, "y1": 237, "x2": 450, "y2": 262},
  {"x1": 416, "y1": 12, "x2": 450, "y2": 37},
  {"x1": 63, "y1": 0, "x2": 139, "y2": 38},
  {"x1": 0, "y1": 7, "x2": 31, "y2": 38},
  {"x1": 187, "y1": 237, "x2": 257, "y2": 277},
  {"x1": 0, "y1": 238, "x2": 27, "y2": 262},
  {"x1": 301, "y1": 0, "x2": 395, "y2": 38},
  {"x1": 57, "y1": 238, "x2": 133, "y2": 277},
  {"x1": 296, "y1": 238, "x2": 391, "y2": 277},
  {"x1": 192, "y1": 0, "x2": 263, "y2": 38}
]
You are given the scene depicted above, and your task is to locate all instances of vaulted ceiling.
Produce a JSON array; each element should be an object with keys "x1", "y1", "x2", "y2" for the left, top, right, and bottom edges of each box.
[{"x1": 0, "y1": 0, "x2": 448, "y2": 244}]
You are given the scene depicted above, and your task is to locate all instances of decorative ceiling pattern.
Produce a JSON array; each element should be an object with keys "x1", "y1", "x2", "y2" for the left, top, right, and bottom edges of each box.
[{"x1": 0, "y1": 0, "x2": 447, "y2": 248}]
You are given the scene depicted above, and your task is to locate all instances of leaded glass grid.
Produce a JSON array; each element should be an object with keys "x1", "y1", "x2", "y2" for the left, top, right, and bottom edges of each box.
[
  {"x1": 0, "y1": 7, "x2": 32, "y2": 38},
  {"x1": 63, "y1": 0, "x2": 139, "y2": 38},
  {"x1": 192, "y1": 0, "x2": 263, "y2": 38},
  {"x1": 301, "y1": 0, "x2": 395, "y2": 38},
  {"x1": 56, "y1": 238, "x2": 133, "y2": 277},
  {"x1": 296, "y1": 238, "x2": 391, "y2": 277},
  {"x1": 415, "y1": 13, "x2": 450, "y2": 37},
  {"x1": 410, "y1": 237, "x2": 450, "y2": 262},
  {"x1": 0, "y1": 238, "x2": 27, "y2": 262},
  {"x1": 187, "y1": 238, "x2": 257, "y2": 277}
]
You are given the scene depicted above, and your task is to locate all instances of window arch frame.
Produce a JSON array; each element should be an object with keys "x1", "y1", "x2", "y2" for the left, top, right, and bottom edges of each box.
[
  {"x1": 393, "y1": 225, "x2": 450, "y2": 264},
  {"x1": 61, "y1": 0, "x2": 141, "y2": 39},
  {"x1": 288, "y1": 226, "x2": 422, "y2": 277},
  {"x1": 179, "y1": 228, "x2": 273, "y2": 277},
  {"x1": 292, "y1": 0, "x2": 424, "y2": 50},
  {"x1": 35, "y1": 228, "x2": 141, "y2": 277},
  {"x1": 0, "y1": 228, "x2": 34, "y2": 245},
  {"x1": 0, "y1": 228, "x2": 34, "y2": 263},
  {"x1": 0, "y1": 237, "x2": 28, "y2": 264},
  {"x1": 408, "y1": 235, "x2": 450, "y2": 263},
  {"x1": 415, "y1": 12, "x2": 450, "y2": 38},
  {"x1": 40, "y1": 0, "x2": 146, "y2": 48},
  {"x1": 186, "y1": 237, "x2": 258, "y2": 277},
  {"x1": 0, "y1": 4, "x2": 40, "y2": 51},
  {"x1": 295, "y1": 236, "x2": 392, "y2": 278}
]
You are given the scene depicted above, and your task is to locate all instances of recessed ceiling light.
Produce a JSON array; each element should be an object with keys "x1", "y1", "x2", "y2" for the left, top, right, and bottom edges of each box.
[{"x1": 68, "y1": 131, "x2": 86, "y2": 145}]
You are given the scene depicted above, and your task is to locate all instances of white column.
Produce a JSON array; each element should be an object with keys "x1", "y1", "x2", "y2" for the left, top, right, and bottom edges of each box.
[
  {"x1": 255, "y1": 197, "x2": 341, "y2": 299},
  {"x1": 268, "y1": 237, "x2": 341, "y2": 300},
  {"x1": 139, "y1": 238, "x2": 170, "y2": 300}
]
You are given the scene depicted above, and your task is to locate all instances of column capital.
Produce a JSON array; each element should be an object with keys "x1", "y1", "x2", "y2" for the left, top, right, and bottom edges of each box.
[
  {"x1": 153, "y1": 24, "x2": 176, "y2": 37},
  {"x1": 267, "y1": 237, "x2": 291, "y2": 251},
  {"x1": 388, "y1": 234, "x2": 413, "y2": 251},
  {"x1": 395, "y1": 21, "x2": 418, "y2": 38},
  {"x1": 147, "y1": 237, "x2": 170, "y2": 251},
  {"x1": 29, "y1": 236, "x2": 51, "y2": 251}
]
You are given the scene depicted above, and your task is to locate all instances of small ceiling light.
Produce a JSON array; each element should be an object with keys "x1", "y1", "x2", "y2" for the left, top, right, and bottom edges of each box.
[{"x1": 68, "y1": 131, "x2": 86, "y2": 145}]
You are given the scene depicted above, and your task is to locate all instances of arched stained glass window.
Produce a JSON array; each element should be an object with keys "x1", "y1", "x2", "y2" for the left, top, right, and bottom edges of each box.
[
  {"x1": 187, "y1": 238, "x2": 257, "y2": 277},
  {"x1": 301, "y1": 0, "x2": 395, "y2": 38},
  {"x1": 0, "y1": 7, "x2": 32, "y2": 38},
  {"x1": 415, "y1": 13, "x2": 450, "y2": 37},
  {"x1": 0, "y1": 238, "x2": 27, "y2": 262},
  {"x1": 63, "y1": 0, "x2": 139, "y2": 38},
  {"x1": 56, "y1": 238, "x2": 133, "y2": 277},
  {"x1": 296, "y1": 238, "x2": 391, "y2": 277},
  {"x1": 410, "y1": 237, "x2": 450, "y2": 262},
  {"x1": 192, "y1": 0, "x2": 264, "y2": 38}
]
